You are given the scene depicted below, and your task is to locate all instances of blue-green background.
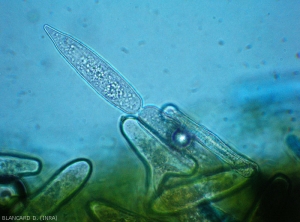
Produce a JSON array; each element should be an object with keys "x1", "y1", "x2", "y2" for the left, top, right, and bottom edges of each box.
[{"x1": 0, "y1": 1, "x2": 300, "y2": 221}]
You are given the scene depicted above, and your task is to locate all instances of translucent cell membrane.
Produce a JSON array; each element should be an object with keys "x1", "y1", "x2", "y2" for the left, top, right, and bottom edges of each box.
[
  {"x1": 124, "y1": 106, "x2": 226, "y2": 184},
  {"x1": 0, "y1": 155, "x2": 41, "y2": 176},
  {"x1": 89, "y1": 201, "x2": 156, "y2": 222},
  {"x1": 160, "y1": 104, "x2": 259, "y2": 178},
  {"x1": 121, "y1": 105, "x2": 257, "y2": 214},
  {"x1": 22, "y1": 159, "x2": 91, "y2": 217},
  {"x1": 43, "y1": 25, "x2": 142, "y2": 114},
  {"x1": 121, "y1": 116, "x2": 195, "y2": 190},
  {"x1": 136, "y1": 104, "x2": 258, "y2": 178},
  {"x1": 151, "y1": 171, "x2": 249, "y2": 214}
]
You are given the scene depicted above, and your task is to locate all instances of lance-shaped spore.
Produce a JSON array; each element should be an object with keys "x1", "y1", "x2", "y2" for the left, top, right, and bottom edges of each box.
[{"x1": 44, "y1": 25, "x2": 142, "y2": 114}]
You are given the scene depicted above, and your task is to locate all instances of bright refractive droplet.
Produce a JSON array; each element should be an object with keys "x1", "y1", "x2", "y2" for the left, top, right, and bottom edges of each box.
[
  {"x1": 162, "y1": 103, "x2": 259, "y2": 178},
  {"x1": 172, "y1": 129, "x2": 191, "y2": 147}
]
